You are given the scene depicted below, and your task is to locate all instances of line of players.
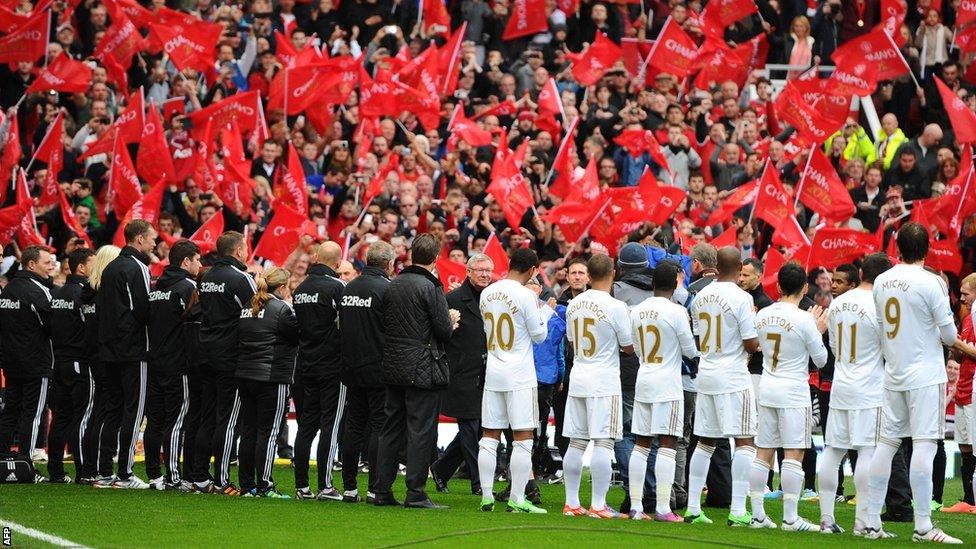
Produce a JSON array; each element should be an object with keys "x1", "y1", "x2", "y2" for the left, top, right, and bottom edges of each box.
[{"x1": 475, "y1": 222, "x2": 971, "y2": 544}]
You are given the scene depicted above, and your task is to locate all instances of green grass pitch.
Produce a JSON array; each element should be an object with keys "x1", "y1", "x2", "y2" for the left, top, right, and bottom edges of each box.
[{"x1": 0, "y1": 463, "x2": 971, "y2": 547}]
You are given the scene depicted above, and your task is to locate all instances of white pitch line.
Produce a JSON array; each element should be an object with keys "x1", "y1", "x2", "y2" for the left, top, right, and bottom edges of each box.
[{"x1": 0, "y1": 519, "x2": 92, "y2": 548}]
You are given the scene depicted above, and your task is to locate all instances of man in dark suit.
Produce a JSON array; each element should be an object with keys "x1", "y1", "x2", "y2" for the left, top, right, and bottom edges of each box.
[{"x1": 430, "y1": 253, "x2": 493, "y2": 495}]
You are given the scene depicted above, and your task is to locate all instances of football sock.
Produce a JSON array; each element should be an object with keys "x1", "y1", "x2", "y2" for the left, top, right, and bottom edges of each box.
[
  {"x1": 867, "y1": 438, "x2": 900, "y2": 529},
  {"x1": 655, "y1": 448, "x2": 677, "y2": 516},
  {"x1": 781, "y1": 459, "x2": 804, "y2": 524},
  {"x1": 686, "y1": 443, "x2": 714, "y2": 515},
  {"x1": 563, "y1": 439, "x2": 587, "y2": 508},
  {"x1": 961, "y1": 452, "x2": 975, "y2": 505},
  {"x1": 509, "y1": 439, "x2": 533, "y2": 506},
  {"x1": 590, "y1": 439, "x2": 614, "y2": 510},
  {"x1": 731, "y1": 445, "x2": 756, "y2": 516},
  {"x1": 910, "y1": 439, "x2": 937, "y2": 533},
  {"x1": 628, "y1": 445, "x2": 650, "y2": 515},
  {"x1": 477, "y1": 437, "x2": 499, "y2": 501},
  {"x1": 854, "y1": 446, "x2": 875, "y2": 525},
  {"x1": 749, "y1": 458, "x2": 770, "y2": 521},
  {"x1": 818, "y1": 446, "x2": 846, "y2": 521}
]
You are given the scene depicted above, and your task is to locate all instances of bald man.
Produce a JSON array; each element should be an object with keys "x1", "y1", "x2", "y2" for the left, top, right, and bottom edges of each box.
[
  {"x1": 895, "y1": 123, "x2": 943, "y2": 187},
  {"x1": 875, "y1": 114, "x2": 907, "y2": 171},
  {"x1": 292, "y1": 242, "x2": 349, "y2": 500}
]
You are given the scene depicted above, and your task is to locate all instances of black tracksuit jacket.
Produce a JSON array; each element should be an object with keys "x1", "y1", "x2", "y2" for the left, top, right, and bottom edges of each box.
[
  {"x1": 199, "y1": 256, "x2": 256, "y2": 371},
  {"x1": 292, "y1": 263, "x2": 344, "y2": 378},
  {"x1": 338, "y1": 266, "x2": 389, "y2": 387},
  {"x1": 0, "y1": 270, "x2": 54, "y2": 378},
  {"x1": 96, "y1": 246, "x2": 151, "y2": 363},
  {"x1": 148, "y1": 266, "x2": 197, "y2": 376},
  {"x1": 51, "y1": 274, "x2": 90, "y2": 363},
  {"x1": 236, "y1": 297, "x2": 299, "y2": 384}
]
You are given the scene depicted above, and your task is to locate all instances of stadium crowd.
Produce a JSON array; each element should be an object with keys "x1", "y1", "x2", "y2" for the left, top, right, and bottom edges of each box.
[{"x1": 1, "y1": 0, "x2": 976, "y2": 543}]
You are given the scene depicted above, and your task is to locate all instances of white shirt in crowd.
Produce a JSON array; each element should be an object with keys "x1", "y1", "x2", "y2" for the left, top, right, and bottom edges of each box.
[
  {"x1": 479, "y1": 279, "x2": 547, "y2": 392},
  {"x1": 690, "y1": 281, "x2": 757, "y2": 395},
  {"x1": 630, "y1": 296, "x2": 699, "y2": 404},
  {"x1": 566, "y1": 289, "x2": 633, "y2": 398},
  {"x1": 873, "y1": 264, "x2": 954, "y2": 391},
  {"x1": 754, "y1": 302, "x2": 828, "y2": 408},
  {"x1": 827, "y1": 287, "x2": 885, "y2": 409}
]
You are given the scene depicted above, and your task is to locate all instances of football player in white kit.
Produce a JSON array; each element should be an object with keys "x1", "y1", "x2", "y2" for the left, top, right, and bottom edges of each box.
[
  {"x1": 477, "y1": 248, "x2": 549, "y2": 513},
  {"x1": 748, "y1": 262, "x2": 828, "y2": 532},
  {"x1": 627, "y1": 261, "x2": 699, "y2": 522},
  {"x1": 866, "y1": 223, "x2": 963, "y2": 543},
  {"x1": 562, "y1": 254, "x2": 635, "y2": 518},
  {"x1": 685, "y1": 247, "x2": 761, "y2": 527},
  {"x1": 818, "y1": 253, "x2": 892, "y2": 535}
]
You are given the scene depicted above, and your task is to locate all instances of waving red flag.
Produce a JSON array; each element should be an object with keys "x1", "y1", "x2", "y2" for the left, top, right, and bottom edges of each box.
[
  {"x1": 565, "y1": 156, "x2": 602, "y2": 204},
  {"x1": 0, "y1": 3, "x2": 30, "y2": 33},
  {"x1": 926, "y1": 237, "x2": 963, "y2": 274},
  {"x1": 935, "y1": 76, "x2": 976, "y2": 144},
  {"x1": 34, "y1": 114, "x2": 64, "y2": 207},
  {"x1": 252, "y1": 204, "x2": 315, "y2": 265},
  {"x1": 189, "y1": 209, "x2": 224, "y2": 253},
  {"x1": 706, "y1": 180, "x2": 760, "y2": 226},
  {"x1": 114, "y1": 87, "x2": 146, "y2": 144},
  {"x1": 642, "y1": 17, "x2": 698, "y2": 79},
  {"x1": 806, "y1": 227, "x2": 878, "y2": 269},
  {"x1": 112, "y1": 179, "x2": 165, "y2": 248},
  {"x1": 474, "y1": 99, "x2": 518, "y2": 120},
  {"x1": 775, "y1": 80, "x2": 837, "y2": 144},
  {"x1": 487, "y1": 154, "x2": 533, "y2": 228},
  {"x1": 537, "y1": 78, "x2": 563, "y2": 118},
  {"x1": 363, "y1": 154, "x2": 400, "y2": 207},
  {"x1": 421, "y1": 0, "x2": 450, "y2": 36},
  {"x1": 448, "y1": 106, "x2": 493, "y2": 148},
  {"x1": 614, "y1": 128, "x2": 671, "y2": 173},
  {"x1": 115, "y1": 0, "x2": 153, "y2": 27},
  {"x1": 798, "y1": 147, "x2": 856, "y2": 221},
  {"x1": 109, "y1": 138, "x2": 143, "y2": 217},
  {"x1": 278, "y1": 141, "x2": 309, "y2": 216},
  {"x1": 753, "y1": 165, "x2": 795, "y2": 227},
  {"x1": 831, "y1": 27, "x2": 909, "y2": 82},
  {"x1": 58, "y1": 187, "x2": 92, "y2": 248},
  {"x1": 828, "y1": 58, "x2": 878, "y2": 96},
  {"x1": 703, "y1": 0, "x2": 758, "y2": 27},
  {"x1": 0, "y1": 9, "x2": 47, "y2": 63},
  {"x1": 544, "y1": 201, "x2": 601, "y2": 243},
  {"x1": 958, "y1": 0, "x2": 976, "y2": 27},
  {"x1": 435, "y1": 258, "x2": 468, "y2": 291},
  {"x1": 94, "y1": 3, "x2": 147, "y2": 74},
  {"x1": 14, "y1": 169, "x2": 43, "y2": 248},
  {"x1": 438, "y1": 22, "x2": 466, "y2": 96},
  {"x1": 187, "y1": 90, "x2": 260, "y2": 137},
  {"x1": 546, "y1": 117, "x2": 579, "y2": 199},
  {"x1": 28, "y1": 54, "x2": 92, "y2": 94},
  {"x1": 149, "y1": 20, "x2": 221, "y2": 79},
  {"x1": 881, "y1": 0, "x2": 907, "y2": 45},
  {"x1": 274, "y1": 30, "x2": 299, "y2": 67},
  {"x1": 484, "y1": 232, "x2": 510, "y2": 279},
  {"x1": 568, "y1": 32, "x2": 622, "y2": 86},
  {"x1": 137, "y1": 105, "x2": 176, "y2": 184},
  {"x1": 694, "y1": 36, "x2": 757, "y2": 90},
  {"x1": 762, "y1": 246, "x2": 787, "y2": 300},
  {"x1": 503, "y1": 0, "x2": 548, "y2": 40}
]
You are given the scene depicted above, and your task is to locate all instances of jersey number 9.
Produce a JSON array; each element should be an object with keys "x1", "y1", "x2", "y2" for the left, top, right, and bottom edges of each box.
[
  {"x1": 484, "y1": 312, "x2": 515, "y2": 352},
  {"x1": 883, "y1": 298, "x2": 901, "y2": 340},
  {"x1": 573, "y1": 317, "x2": 596, "y2": 358}
]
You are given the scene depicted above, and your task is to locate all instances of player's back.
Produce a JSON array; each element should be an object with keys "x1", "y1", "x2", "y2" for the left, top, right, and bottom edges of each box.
[
  {"x1": 827, "y1": 288, "x2": 884, "y2": 410},
  {"x1": 690, "y1": 280, "x2": 757, "y2": 395},
  {"x1": 754, "y1": 302, "x2": 827, "y2": 408},
  {"x1": 479, "y1": 279, "x2": 546, "y2": 392},
  {"x1": 873, "y1": 264, "x2": 953, "y2": 391},
  {"x1": 566, "y1": 289, "x2": 632, "y2": 398},
  {"x1": 630, "y1": 296, "x2": 698, "y2": 403}
]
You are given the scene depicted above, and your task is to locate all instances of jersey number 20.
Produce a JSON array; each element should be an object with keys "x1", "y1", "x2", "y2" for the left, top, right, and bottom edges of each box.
[{"x1": 484, "y1": 312, "x2": 515, "y2": 352}]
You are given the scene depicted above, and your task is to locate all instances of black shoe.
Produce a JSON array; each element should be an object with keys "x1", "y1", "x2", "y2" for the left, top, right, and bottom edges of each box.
[
  {"x1": 277, "y1": 447, "x2": 294, "y2": 460},
  {"x1": 472, "y1": 487, "x2": 482, "y2": 496},
  {"x1": 495, "y1": 484, "x2": 511, "y2": 502},
  {"x1": 880, "y1": 511, "x2": 913, "y2": 523},
  {"x1": 430, "y1": 467, "x2": 449, "y2": 493},
  {"x1": 526, "y1": 483, "x2": 542, "y2": 506},
  {"x1": 404, "y1": 498, "x2": 448, "y2": 509},
  {"x1": 619, "y1": 494, "x2": 631, "y2": 514},
  {"x1": 372, "y1": 494, "x2": 401, "y2": 507}
]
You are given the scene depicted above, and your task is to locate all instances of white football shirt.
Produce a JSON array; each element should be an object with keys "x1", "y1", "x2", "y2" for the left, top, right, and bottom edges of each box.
[
  {"x1": 631, "y1": 296, "x2": 699, "y2": 404},
  {"x1": 690, "y1": 281, "x2": 758, "y2": 395},
  {"x1": 827, "y1": 288, "x2": 885, "y2": 410},
  {"x1": 479, "y1": 279, "x2": 548, "y2": 392},
  {"x1": 566, "y1": 289, "x2": 633, "y2": 397},
  {"x1": 754, "y1": 302, "x2": 827, "y2": 408},
  {"x1": 873, "y1": 264, "x2": 954, "y2": 391}
]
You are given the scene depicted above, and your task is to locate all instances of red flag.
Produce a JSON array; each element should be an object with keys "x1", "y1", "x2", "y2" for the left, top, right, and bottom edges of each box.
[
  {"x1": 620, "y1": 38, "x2": 652, "y2": 77},
  {"x1": 0, "y1": 114, "x2": 20, "y2": 183},
  {"x1": 421, "y1": 0, "x2": 450, "y2": 36},
  {"x1": 613, "y1": 128, "x2": 671, "y2": 173},
  {"x1": 487, "y1": 153, "x2": 533, "y2": 228},
  {"x1": 278, "y1": 141, "x2": 309, "y2": 216},
  {"x1": 358, "y1": 67, "x2": 399, "y2": 119},
  {"x1": 546, "y1": 117, "x2": 579, "y2": 199},
  {"x1": 556, "y1": 0, "x2": 578, "y2": 15},
  {"x1": 566, "y1": 156, "x2": 602, "y2": 204},
  {"x1": 14, "y1": 169, "x2": 43, "y2": 248},
  {"x1": 112, "y1": 179, "x2": 165, "y2": 247},
  {"x1": 831, "y1": 27, "x2": 909, "y2": 82},
  {"x1": 138, "y1": 105, "x2": 176, "y2": 184},
  {"x1": 274, "y1": 30, "x2": 298, "y2": 67},
  {"x1": 798, "y1": 147, "x2": 856, "y2": 221},
  {"x1": 935, "y1": 76, "x2": 976, "y2": 144},
  {"x1": 58, "y1": 186, "x2": 91, "y2": 248},
  {"x1": 435, "y1": 258, "x2": 468, "y2": 291},
  {"x1": 694, "y1": 37, "x2": 756, "y2": 90},
  {"x1": 709, "y1": 226, "x2": 737, "y2": 248},
  {"x1": 109, "y1": 137, "x2": 143, "y2": 216},
  {"x1": 771, "y1": 214, "x2": 811, "y2": 249},
  {"x1": 252, "y1": 204, "x2": 314, "y2": 265},
  {"x1": 114, "y1": 87, "x2": 145, "y2": 144},
  {"x1": 957, "y1": 24, "x2": 976, "y2": 54},
  {"x1": 115, "y1": 0, "x2": 153, "y2": 27},
  {"x1": 827, "y1": 58, "x2": 879, "y2": 96},
  {"x1": 703, "y1": 0, "x2": 758, "y2": 27},
  {"x1": 806, "y1": 227, "x2": 878, "y2": 269},
  {"x1": 567, "y1": 32, "x2": 622, "y2": 86},
  {"x1": 438, "y1": 22, "x2": 466, "y2": 96},
  {"x1": 753, "y1": 165, "x2": 795, "y2": 227},
  {"x1": 706, "y1": 180, "x2": 759, "y2": 226},
  {"x1": 449, "y1": 106, "x2": 493, "y2": 148},
  {"x1": 0, "y1": 3, "x2": 30, "y2": 33},
  {"x1": 27, "y1": 54, "x2": 92, "y2": 94},
  {"x1": 762, "y1": 246, "x2": 787, "y2": 300},
  {"x1": 881, "y1": 0, "x2": 907, "y2": 45},
  {"x1": 484, "y1": 232, "x2": 510, "y2": 279},
  {"x1": 187, "y1": 90, "x2": 260, "y2": 138},
  {"x1": 31, "y1": 111, "x2": 62, "y2": 165},
  {"x1": 35, "y1": 114, "x2": 63, "y2": 207},
  {"x1": 94, "y1": 3, "x2": 147, "y2": 74},
  {"x1": 543, "y1": 201, "x2": 601, "y2": 243},
  {"x1": 537, "y1": 78, "x2": 563, "y2": 118},
  {"x1": 503, "y1": 0, "x2": 548, "y2": 40},
  {"x1": 957, "y1": 0, "x2": 976, "y2": 27},
  {"x1": 642, "y1": 17, "x2": 698, "y2": 79},
  {"x1": 474, "y1": 99, "x2": 518, "y2": 120},
  {"x1": 0, "y1": 9, "x2": 47, "y2": 63},
  {"x1": 269, "y1": 63, "x2": 344, "y2": 115},
  {"x1": 925, "y1": 237, "x2": 963, "y2": 274},
  {"x1": 774, "y1": 80, "x2": 837, "y2": 144},
  {"x1": 363, "y1": 154, "x2": 400, "y2": 207},
  {"x1": 189, "y1": 209, "x2": 224, "y2": 253},
  {"x1": 147, "y1": 20, "x2": 221, "y2": 79}
]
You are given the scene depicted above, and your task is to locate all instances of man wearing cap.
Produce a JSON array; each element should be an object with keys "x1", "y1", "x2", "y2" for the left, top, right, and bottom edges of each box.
[{"x1": 610, "y1": 243, "x2": 656, "y2": 512}]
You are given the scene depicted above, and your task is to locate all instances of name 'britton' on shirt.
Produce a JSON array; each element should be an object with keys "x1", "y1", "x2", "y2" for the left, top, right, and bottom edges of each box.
[{"x1": 754, "y1": 315, "x2": 796, "y2": 333}]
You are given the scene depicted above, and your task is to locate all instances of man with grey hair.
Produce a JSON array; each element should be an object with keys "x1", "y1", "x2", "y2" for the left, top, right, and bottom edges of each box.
[
  {"x1": 338, "y1": 241, "x2": 396, "y2": 503},
  {"x1": 431, "y1": 253, "x2": 494, "y2": 495}
]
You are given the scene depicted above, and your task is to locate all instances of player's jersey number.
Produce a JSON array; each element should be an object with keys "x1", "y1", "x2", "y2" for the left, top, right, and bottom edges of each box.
[
  {"x1": 573, "y1": 317, "x2": 596, "y2": 358},
  {"x1": 637, "y1": 323, "x2": 663, "y2": 364},
  {"x1": 484, "y1": 312, "x2": 515, "y2": 352},
  {"x1": 698, "y1": 312, "x2": 722, "y2": 353},
  {"x1": 883, "y1": 298, "x2": 901, "y2": 340}
]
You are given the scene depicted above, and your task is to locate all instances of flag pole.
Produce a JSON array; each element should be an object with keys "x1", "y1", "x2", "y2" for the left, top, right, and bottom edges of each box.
[
  {"x1": 283, "y1": 67, "x2": 290, "y2": 130},
  {"x1": 794, "y1": 145, "x2": 815, "y2": 207},
  {"x1": 24, "y1": 111, "x2": 63, "y2": 174},
  {"x1": 883, "y1": 29, "x2": 921, "y2": 89},
  {"x1": 541, "y1": 117, "x2": 578, "y2": 188},
  {"x1": 746, "y1": 159, "x2": 770, "y2": 225}
]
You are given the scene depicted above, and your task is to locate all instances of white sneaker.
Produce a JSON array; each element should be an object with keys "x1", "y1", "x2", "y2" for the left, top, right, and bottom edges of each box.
[
  {"x1": 113, "y1": 475, "x2": 150, "y2": 489},
  {"x1": 912, "y1": 528, "x2": 963, "y2": 544},
  {"x1": 781, "y1": 517, "x2": 818, "y2": 532},
  {"x1": 148, "y1": 476, "x2": 166, "y2": 491},
  {"x1": 749, "y1": 516, "x2": 778, "y2": 529},
  {"x1": 93, "y1": 475, "x2": 117, "y2": 489},
  {"x1": 863, "y1": 527, "x2": 897, "y2": 539},
  {"x1": 31, "y1": 449, "x2": 48, "y2": 463}
]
